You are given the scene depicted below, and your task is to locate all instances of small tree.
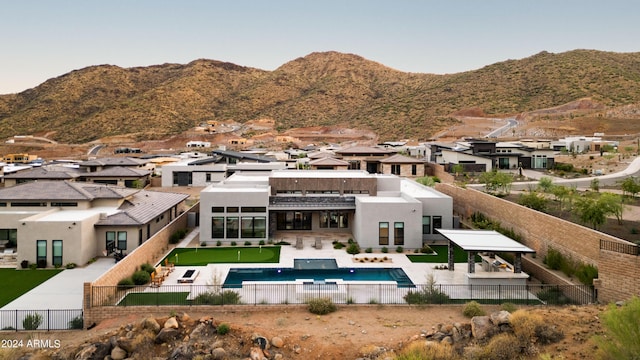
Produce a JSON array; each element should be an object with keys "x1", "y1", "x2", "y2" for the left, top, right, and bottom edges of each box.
[
  {"x1": 574, "y1": 195, "x2": 606, "y2": 229},
  {"x1": 538, "y1": 177, "x2": 554, "y2": 193},
  {"x1": 590, "y1": 178, "x2": 600, "y2": 192},
  {"x1": 620, "y1": 176, "x2": 640, "y2": 199},
  {"x1": 518, "y1": 191, "x2": 548, "y2": 212}
]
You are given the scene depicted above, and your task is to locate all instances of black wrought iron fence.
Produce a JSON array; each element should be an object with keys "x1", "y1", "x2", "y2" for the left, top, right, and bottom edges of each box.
[
  {"x1": 0, "y1": 309, "x2": 83, "y2": 331},
  {"x1": 91, "y1": 283, "x2": 595, "y2": 307}
]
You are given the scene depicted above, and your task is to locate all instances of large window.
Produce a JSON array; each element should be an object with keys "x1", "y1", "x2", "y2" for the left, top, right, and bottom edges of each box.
[
  {"x1": 379, "y1": 222, "x2": 389, "y2": 245},
  {"x1": 422, "y1": 216, "x2": 431, "y2": 234},
  {"x1": 412, "y1": 164, "x2": 417, "y2": 176},
  {"x1": 433, "y1": 216, "x2": 442, "y2": 232},
  {"x1": 533, "y1": 154, "x2": 548, "y2": 169},
  {"x1": 241, "y1": 217, "x2": 266, "y2": 238},
  {"x1": 212, "y1": 217, "x2": 225, "y2": 238},
  {"x1": 394, "y1": 222, "x2": 404, "y2": 245},
  {"x1": 117, "y1": 231, "x2": 127, "y2": 250},
  {"x1": 0, "y1": 229, "x2": 17, "y2": 245},
  {"x1": 36, "y1": 240, "x2": 46, "y2": 268},
  {"x1": 106, "y1": 232, "x2": 116, "y2": 254},
  {"x1": 226, "y1": 217, "x2": 239, "y2": 238},
  {"x1": 173, "y1": 172, "x2": 192, "y2": 186},
  {"x1": 52, "y1": 240, "x2": 62, "y2": 267},
  {"x1": 241, "y1": 207, "x2": 266, "y2": 213},
  {"x1": 498, "y1": 157, "x2": 510, "y2": 169},
  {"x1": 391, "y1": 164, "x2": 401, "y2": 175},
  {"x1": 319, "y1": 211, "x2": 349, "y2": 228},
  {"x1": 277, "y1": 212, "x2": 312, "y2": 230}
]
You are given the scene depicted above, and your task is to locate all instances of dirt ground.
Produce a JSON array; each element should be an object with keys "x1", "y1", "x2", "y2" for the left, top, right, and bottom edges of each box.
[{"x1": 0, "y1": 304, "x2": 607, "y2": 360}]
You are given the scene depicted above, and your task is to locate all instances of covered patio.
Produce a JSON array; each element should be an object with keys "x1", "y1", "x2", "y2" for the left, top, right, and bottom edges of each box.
[{"x1": 436, "y1": 229, "x2": 536, "y2": 286}]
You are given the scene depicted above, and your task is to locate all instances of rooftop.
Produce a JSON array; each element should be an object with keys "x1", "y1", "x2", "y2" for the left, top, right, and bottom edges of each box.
[{"x1": 436, "y1": 229, "x2": 536, "y2": 253}]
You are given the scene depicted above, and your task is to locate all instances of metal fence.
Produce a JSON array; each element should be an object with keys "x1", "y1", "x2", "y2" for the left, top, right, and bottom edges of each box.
[
  {"x1": 91, "y1": 283, "x2": 595, "y2": 307},
  {"x1": 0, "y1": 309, "x2": 83, "y2": 331},
  {"x1": 600, "y1": 239, "x2": 639, "y2": 255}
]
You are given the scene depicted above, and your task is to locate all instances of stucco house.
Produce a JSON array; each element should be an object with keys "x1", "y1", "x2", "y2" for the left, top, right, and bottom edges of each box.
[
  {"x1": 0, "y1": 181, "x2": 188, "y2": 267},
  {"x1": 200, "y1": 170, "x2": 453, "y2": 249}
]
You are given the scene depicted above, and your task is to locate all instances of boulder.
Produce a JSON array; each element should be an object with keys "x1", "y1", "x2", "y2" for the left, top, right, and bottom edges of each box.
[
  {"x1": 164, "y1": 316, "x2": 179, "y2": 329},
  {"x1": 490, "y1": 310, "x2": 511, "y2": 326},
  {"x1": 74, "y1": 342, "x2": 111, "y2": 360},
  {"x1": 141, "y1": 317, "x2": 161, "y2": 333},
  {"x1": 110, "y1": 346, "x2": 127, "y2": 360},
  {"x1": 271, "y1": 336, "x2": 284, "y2": 348},
  {"x1": 115, "y1": 337, "x2": 135, "y2": 353},
  {"x1": 249, "y1": 346, "x2": 265, "y2": 360},
  {"x1": 211, "y1": 347, "x2": 226, "y2": 360},
  {"x1": 169, "y1": 344, "x2": 193, "y2": 360},
  {"x1": 471, "y1": 316, "x2": 496, "y2": 340},
  {"x1": 155, "y1": 328, "x2": 180, "y2": 344},
  {"x1": 253, "y1": 336, "x2": 269, "y2": 350}
]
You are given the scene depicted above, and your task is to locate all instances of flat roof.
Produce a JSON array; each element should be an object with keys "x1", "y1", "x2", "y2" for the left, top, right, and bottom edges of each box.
[
  {"x1": 436, "y1": 229, "x2": 535, "y2": 253},
  {"x1": 357, "y1": 196, "x2": 417, "y2": 204},
  {"x1": 400, "y1": 179, "x2": 450, "y2": 199},
  {"x1": 270, "y1": 170, "x2": 371, "y2": 179},
  {"x1": 29, "y1": 207, "x2": 120, "y2": 222}
]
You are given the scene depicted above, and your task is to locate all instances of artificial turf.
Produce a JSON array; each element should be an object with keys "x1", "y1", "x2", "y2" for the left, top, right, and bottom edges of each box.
[
  {"x1": 407, "y1": 245, "x2": 481, "y2": 263},
  {"x1": 0, "y1": 268, "x2": 63, "y2": 307},
  {"x1": 160, "y1": 246, "x2": 281, "y2": 266}
]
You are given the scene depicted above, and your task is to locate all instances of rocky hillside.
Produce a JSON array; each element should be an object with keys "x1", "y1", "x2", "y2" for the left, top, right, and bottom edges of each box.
[{"x1": 1, "y1": 50, "x2": 640, "y2": 143}]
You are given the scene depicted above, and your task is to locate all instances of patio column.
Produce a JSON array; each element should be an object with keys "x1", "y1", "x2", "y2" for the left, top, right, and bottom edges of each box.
[
  {"x1": 468, "y1": 251, "x2": 476, "y2": 273},
  {"x1": 448, "y1": 240, "x2": 455, "y2": 271},
  {"x1": 514, "y1": 253, "x2": 522, "y2": 273}
]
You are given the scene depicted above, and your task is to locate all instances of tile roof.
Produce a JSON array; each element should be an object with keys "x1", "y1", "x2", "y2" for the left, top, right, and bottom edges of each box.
[
  {"x1": 379, "y1": 154, "x2": 426, "y2": 164},
  {"x1": 3, "y1": 167, "x2": 78, "y2": 179},
  {"x1": 0, "y1": 181, "x2": 96, "y2": 200},
  {"x1": 82, "y1": 166, "x2": 150, "y2": 177},
  {"x1": 96, "y1": 190, "x2": 189, "y2": 225},
  {"x1": 309, "y1": 157, "x2": 350, "y2": 166},
  {"x1": 80, "y1": 157, "x2": 148, "y2": 167}
]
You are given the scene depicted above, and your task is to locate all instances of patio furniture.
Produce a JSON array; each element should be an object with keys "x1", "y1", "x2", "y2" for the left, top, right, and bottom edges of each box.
[
  {"x1": 314, "y1": 237, "x2": 323, "y2": 249},
  {"x1": 296, "y1": 236, "x2": 303, "y2": 250}
]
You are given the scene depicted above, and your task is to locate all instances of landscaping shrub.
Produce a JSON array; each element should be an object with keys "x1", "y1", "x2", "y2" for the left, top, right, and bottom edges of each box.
[
  {"x1": 200, "y1": 242, "x2": 207, "y2": 247},
  {"x1": 404, "y1": 285, "x2": 450, "y2": 305},
  {"x1": 68, "y1": 315, "x2": 83, "y2": 329},
  {"x1": 216, "y1": 323, "x2": 230, "y2": 335},
  {"x1": 258, "y1": 240, "x2": 265, "y2": 245},
  {"x1": 381, "y1": 247, "x2": 388, "y2": 253},
  {"x1": 396, "y1": 246, "x2": 404, "y2": 253},
  {"x1": 244, "y1": 241, "x2": 252, "y2": 246},
  {"x1": 481, "y1": 333, "x2": 521, "y2": 360},
  {"x1": 193, "y1": 290, "x2": 241, "y2": 305},
  {"x1": 394, "y1": 341, "x2": 455, "y2": 360},
  {"x1": 230, "y1": 241, "x2": 237, "y2": 246},
  {"x1": 500, "y1": 302, "x2": 518, "y2": 313},
  {"x1": 22, "y1": 313, "x2": 43, "y2": 330},
  {"x1": 117, "y1": 277, "x2": 135, "y2": 289},
  {"x1": 462, "y1": 301, "x2": 485, "y2": 318},
  {"x1": 216, "y1": 240, "x2": 222, "y2": 246},
  {"x1": 346, "y1": 243, "x2": 360, "y2": 255},
  {"x1": 575, "y1": 263, "x2": 598, "y2": 286},
  {"x1": 307, "y1": 297, "x2": 337, "y2": 315},
  {"x1": 140, "y1": 263, "x2": 155, "y2": 275},
  {"x1": 420, "y1": 245, "x2": 434, "y2": 254},
  {"x1": 365, "y1": 247, "x2": 372, "y2": 253},
  {"x1": 543, "y1": 247, "x2": 564, "y2": 271},
  {"x1": 169, "y1": 232, "x2": 181, "y2": 244},
  {"x1": 65, "y1": 263, "x2": 77, "y2": 269},
  {"x1": 132, "y1": 270, "x2": 151, "y2": 285}
]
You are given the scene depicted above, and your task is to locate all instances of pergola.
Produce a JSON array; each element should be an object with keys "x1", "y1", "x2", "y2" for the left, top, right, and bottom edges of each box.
[{"x1": 436, "y1": 229, "x2": 536, "y2": 274}]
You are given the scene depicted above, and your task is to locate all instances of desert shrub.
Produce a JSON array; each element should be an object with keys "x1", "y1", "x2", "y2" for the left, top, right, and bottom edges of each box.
[
  {"x1": 395, "y1": 341, "x2": 457, "y2": 360},
  {"x1": 132, "y1": 270, "x2": 151, "y2": 285},
  {"x1": 22, "y1": 313, "x2": 43, "y2": 330},
  {"x1": 140, "y1": 263, "x2": 155, "y2": 275},
  {"x1": 217, "y1": 323, "x2": 230, "y2": 335},
  {"x1": 536, "y1": 287, "x2": 573, "y2": 305},
  {"x1": 200, "y1": 242, "x2": 207, "y2": 247},
  {"x1": 381, "y1": 246, "x2": 388, "y2": 253},
  {"x1": 575, "y1": 263, "x2": 598, "y2": 286},
  {"x1": 117, "y1": 277, "x2": 135, "y2": 289},
  {"x1": 510, "y1": 309, "x2": 563, "y2": 350},
  {"x1": 396, "y1": 246, "x2": 404, "y2": 253},
  {"x1": 347, "y1": 238, "x2": 355, "y2": 244},
  {"x1": 333, "y1": 242, "x2": 345, "y2": 249},
  {"x1": 462, "y1": 301, "x2": 486, "y2": 318},
  {"x1": 346, "y1": 243, "x2": 360, "y2": 255},
  {"x1": 230, "y1": 241, "x2": 237, "y2": 246},
  {"x1": 365, "y1": 247, "x2": 372, "y2": 253},
  {"x1": 404, "y1": 276, "x2": 450, "y2": 304},
  {"x1": 65, "y1": 262, "x2": 77, "y2": 269},
  {"x1": 244, "y1": 241, "x2": 252, "y2": 246},
  {"x1": 543, "y1": 247, "x2": 565, "y2": 270},
  {"x1": 500, "y1": 302, "x2": 518, "y2": 313},
  {"x1": 595, "y1": 297, "x2": 640, "y2": 359},
  {"x1": 194, "y1": 290, "x2": 241, "y2": 305},
  {"x1": 68, "y1": 315, "x2": 83, "y2": 329},
  {"x1": 482, "y1": 333, "x2": 521, "y2": 360},
  {"x1": 258, "y1": 240, "x2": 265, "y2": 245},
  {"x1": 420, "y1": 245, "x2": 434, "y2": 254},
  {"x1": 307, "y1": 297, "x2": 337, "y2": 315}
]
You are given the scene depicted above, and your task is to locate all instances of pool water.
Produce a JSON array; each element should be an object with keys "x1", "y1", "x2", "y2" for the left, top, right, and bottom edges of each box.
[{"x1": 223, "y1": 266, "x2": 415, "y2": 288}]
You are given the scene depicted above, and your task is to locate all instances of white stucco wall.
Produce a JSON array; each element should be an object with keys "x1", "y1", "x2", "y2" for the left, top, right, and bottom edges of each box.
[{"x1": 353, "y1": 196, "x2": 422, "y2": 249}]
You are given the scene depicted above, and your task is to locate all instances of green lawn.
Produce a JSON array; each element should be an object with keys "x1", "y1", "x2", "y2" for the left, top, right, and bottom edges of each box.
[
  {"x1": 407, "y1": 245, "x2": 481, "y2": 263},
  {"x1": 160, "y1": 246, "x2": 281, "y2": 266},
  {"x1": 0, "y1": 268, "x2": 63, "y2": 307},
  {"x1": 118, "y1": 292, "x2": 190, "y2": 306}
]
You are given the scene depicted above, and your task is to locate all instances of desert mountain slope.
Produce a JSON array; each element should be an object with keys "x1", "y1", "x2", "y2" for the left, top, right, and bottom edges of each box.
[{"x1": 1, "y1": 49, "x2": 640, "y2": 143}]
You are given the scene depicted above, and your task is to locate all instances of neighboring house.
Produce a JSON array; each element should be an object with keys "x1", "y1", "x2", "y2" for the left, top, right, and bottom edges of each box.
[
  {"x1": 335, "y1": 146, "x2": 397, "y2": 173},
  {"x1": 200, "y1": 170, "x2": 453, "y2": 249},
  {"x1": 211, "y1": 149, "x2": 278, "y2": 164},
  {"x1": 2, "y1": 166, "x2": 80, "y2": 187},
  {"x1": 552, "y1": 136, "x2": 619, "y2": 153},
  {"x1": 78, "y1": 166, "x2": 151, "y2": 188},
  {"x1": 2, "y1": 154, "x2": 39, "y2": 164},
  {"x1": 79, "y1": 157, "x2": 150, "y2": 173},
  {"x1": 380, "y1": 154, "x2": 426, "y2": 177},
  {"x1": 161, "y1": 156, "x2": 287, "y2": 187},
  {"x1": 0, "y1": 181, "x2": 188, "y2": 267},
  {"x1": 186, "y1": 141, "x2": 212, "y2": 148}
]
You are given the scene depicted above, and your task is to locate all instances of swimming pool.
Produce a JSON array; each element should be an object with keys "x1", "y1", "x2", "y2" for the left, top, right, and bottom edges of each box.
[{"x1": 222, "y1": 266, "x2": 415, "y2": 288}]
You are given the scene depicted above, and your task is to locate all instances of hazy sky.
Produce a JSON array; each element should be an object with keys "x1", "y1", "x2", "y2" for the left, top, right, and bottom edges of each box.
[{"x1": 1, "y1": 0, "x2": 639, "y2": 94}]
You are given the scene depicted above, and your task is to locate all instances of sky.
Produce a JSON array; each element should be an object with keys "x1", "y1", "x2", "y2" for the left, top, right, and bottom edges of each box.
[{"x1": 1, "y1": 0, "x2": 640, "y2": 94}]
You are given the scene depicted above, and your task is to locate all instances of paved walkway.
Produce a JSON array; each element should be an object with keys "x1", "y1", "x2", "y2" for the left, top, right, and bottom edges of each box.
[{"x1": 2, "y1": 257, "x2": 115, "y2": 310}]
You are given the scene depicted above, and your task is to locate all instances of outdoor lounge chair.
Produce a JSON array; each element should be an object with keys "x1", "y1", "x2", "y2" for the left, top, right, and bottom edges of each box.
[
  {"x1": 314, "y1": 237, "x2": 323, "y2": 249},
  {"x1": 296, "y1": 236, "x2": 303, "y2": 250}
]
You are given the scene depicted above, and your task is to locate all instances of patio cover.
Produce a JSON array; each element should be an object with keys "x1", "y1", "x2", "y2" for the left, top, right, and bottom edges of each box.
[{"x1": 436, "y1": 229, "x2": 535, "y2": 273}]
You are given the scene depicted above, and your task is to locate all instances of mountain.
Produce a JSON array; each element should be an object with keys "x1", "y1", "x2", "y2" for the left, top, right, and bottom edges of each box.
[{"x1": 1, "y1": 50, "x2": 640, "y2": 143}]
